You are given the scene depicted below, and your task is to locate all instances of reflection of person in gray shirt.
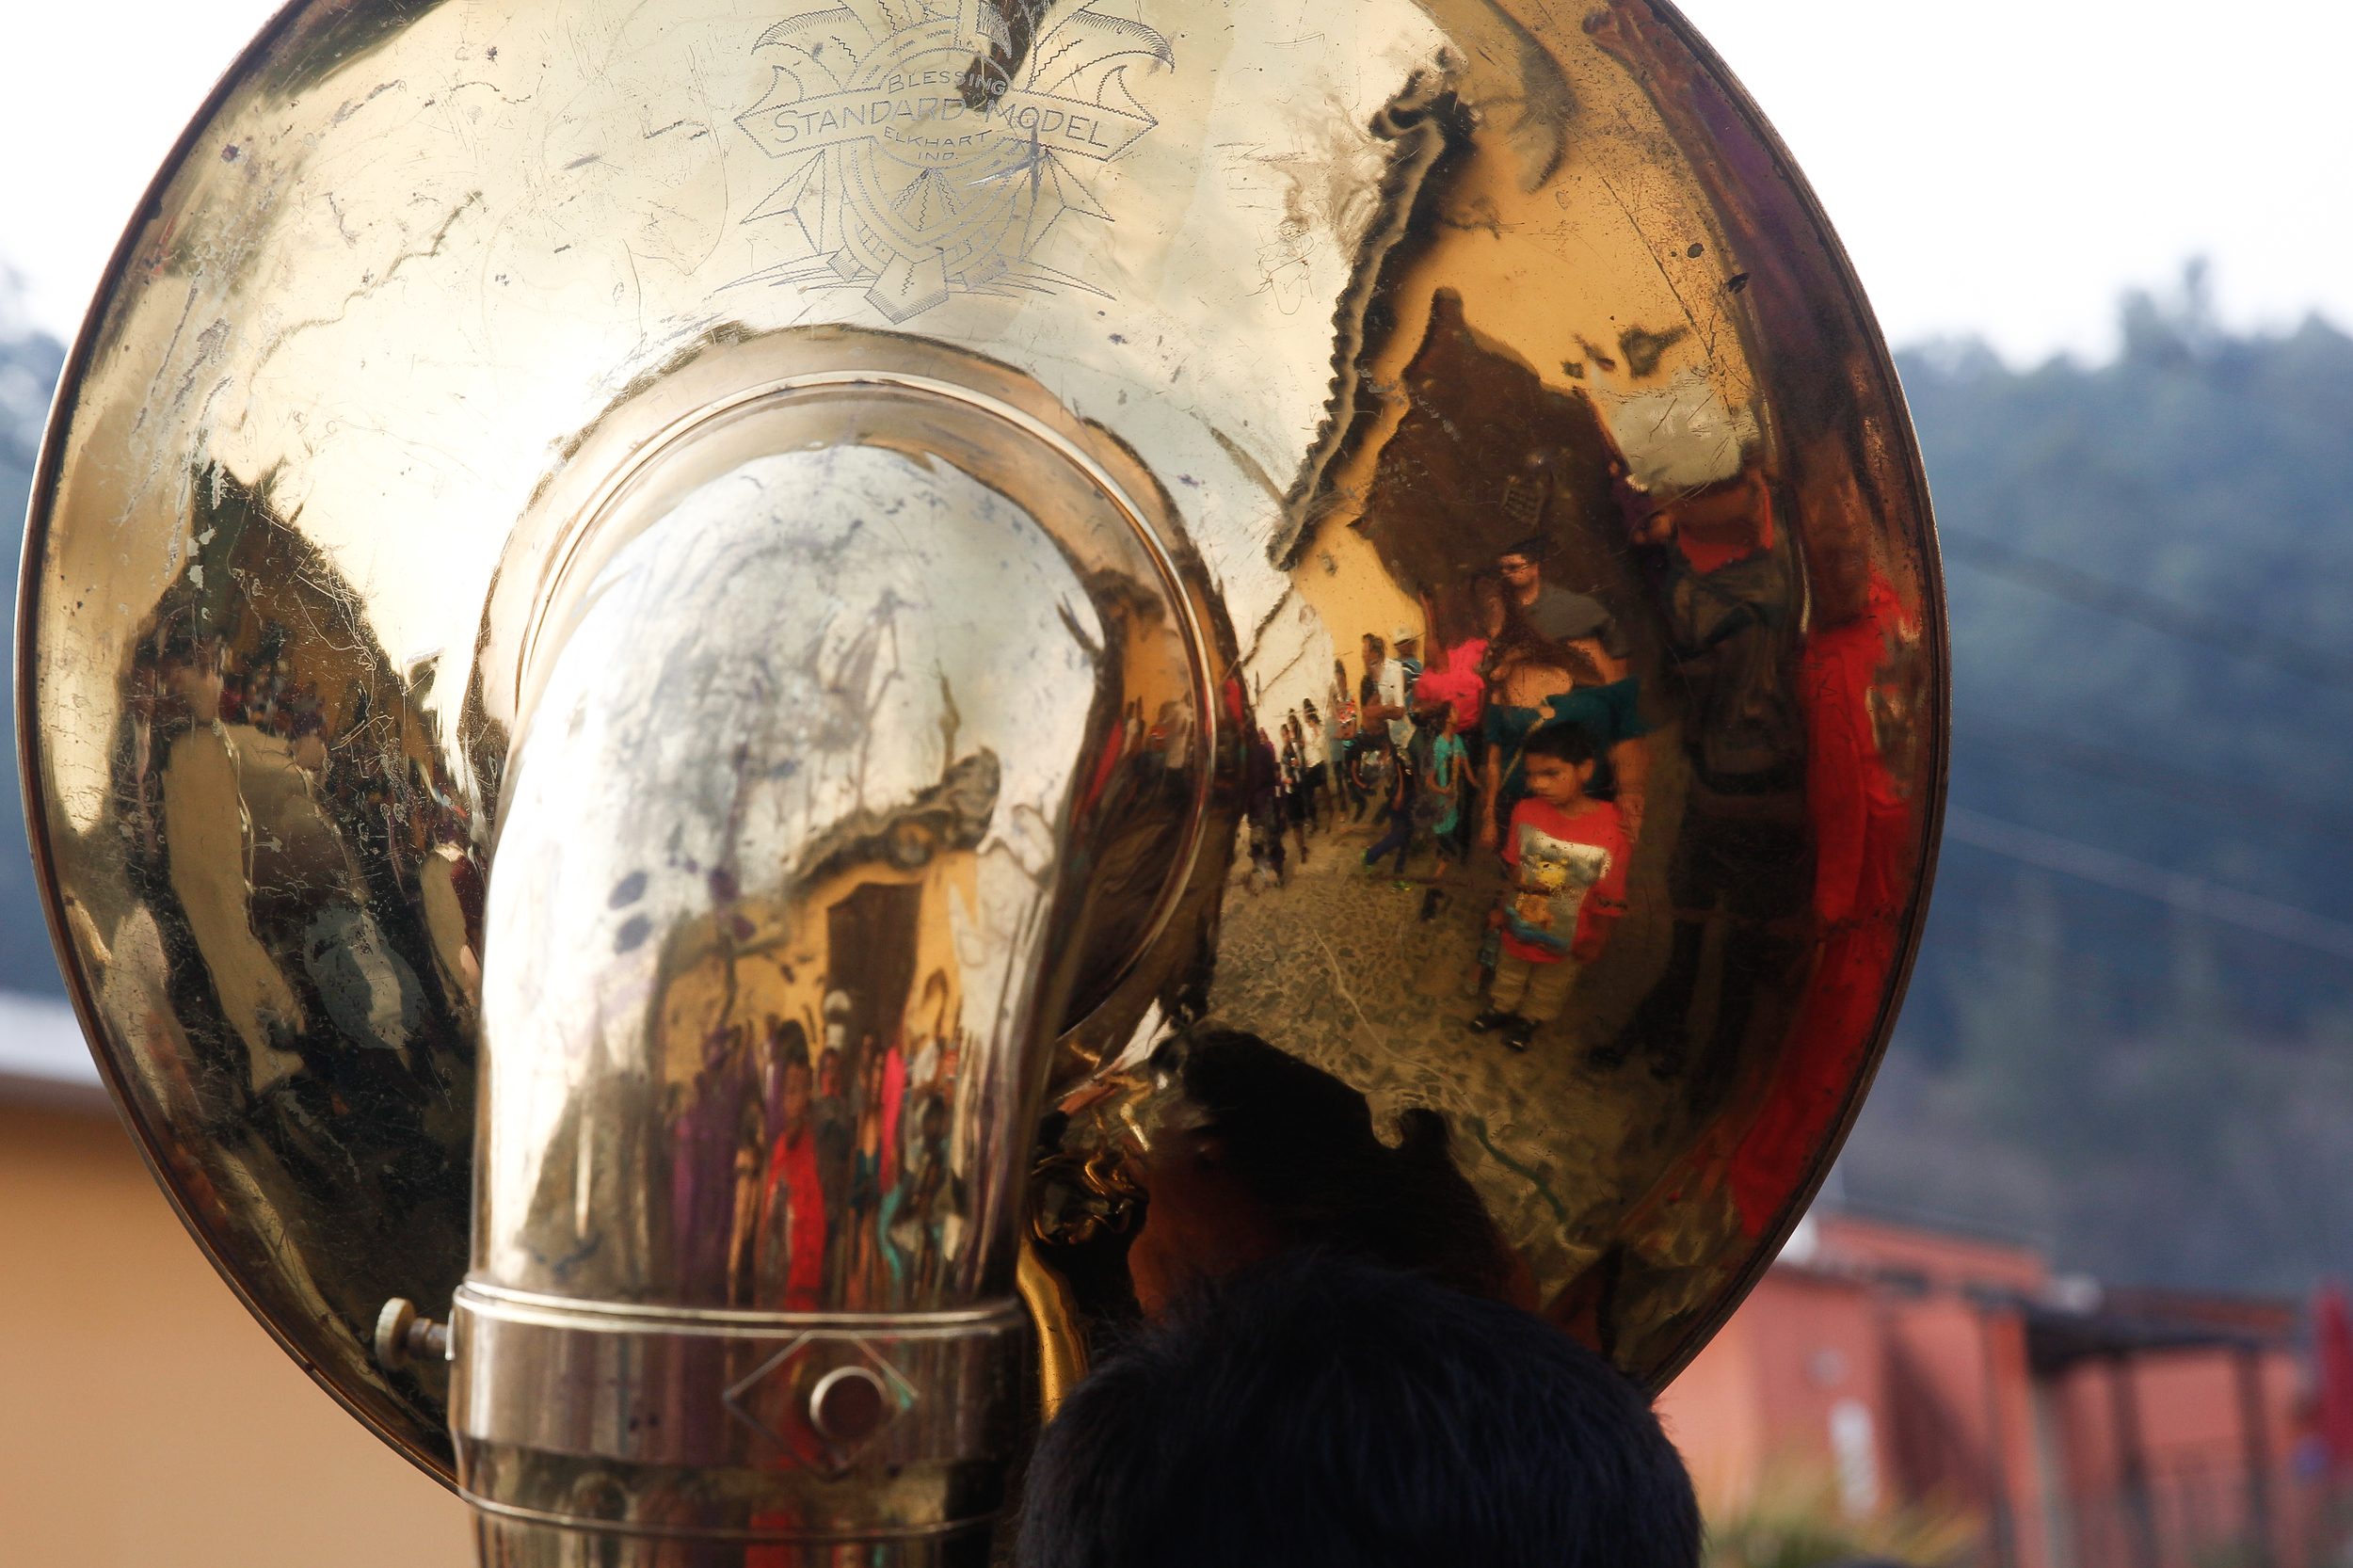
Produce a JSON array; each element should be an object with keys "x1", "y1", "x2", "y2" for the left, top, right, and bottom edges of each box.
[{"x1": 1496, "y1": 540, "x2": 1615, "y2": 648}]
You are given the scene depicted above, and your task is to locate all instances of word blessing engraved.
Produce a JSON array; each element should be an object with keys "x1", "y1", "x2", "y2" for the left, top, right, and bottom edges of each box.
[{"x1": 733, "y1": 0, "x2": 1174, "y2": 321}]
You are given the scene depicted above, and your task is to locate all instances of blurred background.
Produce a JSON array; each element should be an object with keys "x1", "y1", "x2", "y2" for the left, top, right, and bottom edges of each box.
[{"x1": 3, "y1": 1, "x2": 2350, "y2": 1564}]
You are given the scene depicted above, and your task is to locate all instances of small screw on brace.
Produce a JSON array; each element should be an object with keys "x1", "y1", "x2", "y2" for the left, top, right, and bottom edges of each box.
[{"x1": 374, "y1": 1297, "x2": 452, "y2": 1369}]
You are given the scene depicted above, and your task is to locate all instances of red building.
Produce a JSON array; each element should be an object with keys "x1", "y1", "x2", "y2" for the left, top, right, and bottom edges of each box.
[{"x1": 1659, "y1": 1208, "x2": 2318, "y2": 1567}]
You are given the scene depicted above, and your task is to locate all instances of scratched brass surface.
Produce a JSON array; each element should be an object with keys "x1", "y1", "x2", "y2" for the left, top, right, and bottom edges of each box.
[{"x1": 24, "y1": 0, "x2": 1944, "y2": 1554}]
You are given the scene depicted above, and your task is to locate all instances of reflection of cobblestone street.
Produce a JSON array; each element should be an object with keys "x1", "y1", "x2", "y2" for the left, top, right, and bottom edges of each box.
[{"x1": 1203, "y1": 822, "x2": 1685, "y2": 1294}]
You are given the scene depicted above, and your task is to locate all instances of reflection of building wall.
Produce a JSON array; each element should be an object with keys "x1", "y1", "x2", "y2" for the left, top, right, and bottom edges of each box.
[
  {"x1": 1658, "y1": 1210, "x2": 2313, "y2": 1568},
  {"x1": 652, "y1": 852, "x2": 983, "y2": 1089},
  {"x1": 0, "y1": 1091, "x2": 470, "y2": 1567},
  {"x1": 1248, "y1": 26, "x2": 1769, "y2": 731}
]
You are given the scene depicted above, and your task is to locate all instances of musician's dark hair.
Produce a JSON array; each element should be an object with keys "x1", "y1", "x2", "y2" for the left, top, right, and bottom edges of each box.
[{"x1": 1016, "y1": 1251, "x2": 1701, "y2": 1568}]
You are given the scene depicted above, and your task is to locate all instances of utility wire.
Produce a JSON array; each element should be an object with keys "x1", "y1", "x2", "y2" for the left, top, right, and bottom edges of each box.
[
  {"x1": 1923, "y1": 888, "x2": 2347, "y2": 996},
  {"x1": 1955, "y1": 719, "x2": 2353, "y2": 844},
  {"x1": 1941, "y1": 808, "x2": 2353, "y2": 964},
  {"x1": 1943, "y1": 529, "x2": 2353, "y2": 690}
]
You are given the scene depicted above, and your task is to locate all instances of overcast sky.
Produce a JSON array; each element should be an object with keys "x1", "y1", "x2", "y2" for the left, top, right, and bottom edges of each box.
[{"x1": 4, "y1": 0, "x2": 2347, "y2": 365}]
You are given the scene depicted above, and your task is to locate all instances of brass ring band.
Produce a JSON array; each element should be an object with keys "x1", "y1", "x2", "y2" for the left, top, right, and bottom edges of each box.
[
  {"x1": 460, "y1": 1490, "x2": 998, "y2": 1544},
  {"x1": 455, "y1": 1280, "x2": 1028, "y2": 1337}
]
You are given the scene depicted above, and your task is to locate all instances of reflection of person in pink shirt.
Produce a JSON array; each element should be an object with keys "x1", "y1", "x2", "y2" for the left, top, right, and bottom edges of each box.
[
  {"x1": 881, "y1": 1035, "x2": 907, "y2": 1197},
  {"x1": 1724, "y1": 564, "x2": 1919, "y2": 1233},
  {"x1": 1409, "y1": 635, "x2": 1488, "y2": 734},
  {"x1": 756, "y1": 1040, "x2": 826, "y2": 1310}
]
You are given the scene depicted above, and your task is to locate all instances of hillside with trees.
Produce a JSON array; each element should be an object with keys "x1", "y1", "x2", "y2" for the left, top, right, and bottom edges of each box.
[{"x1": 1851, "y1": 268, "x2": 2353, "y2": 1294}]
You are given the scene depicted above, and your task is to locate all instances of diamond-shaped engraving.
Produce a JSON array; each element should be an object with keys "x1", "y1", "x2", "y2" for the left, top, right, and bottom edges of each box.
[{"x1": 721, "y1": 1331, "x2": 920, "y2": 1475}]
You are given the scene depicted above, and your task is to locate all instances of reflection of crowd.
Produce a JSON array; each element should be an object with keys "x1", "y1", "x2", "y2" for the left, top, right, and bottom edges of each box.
[
  {"x1": 1286, "y1": 542, "x2": 1662, "y2": 900},
  {"x1": 1196, "y1": 434, "x2": 1927, "y2": 1362},
  {"x1": 1263, "y1": 540, "x2": 1655, "y2": 1042},
  {"x1": 1076, "y1": 697, "x2": 1195, "y2": 829},
  {"x1": 1462, "y1": 441, "x2": 1913, "y2": 1104},
  {"x1": 1291, "y1": 447, "x2": 1897, "y2": 1083},
  {"x1": 681, "y1": 974, "x2": 972, "y2": 1316}
]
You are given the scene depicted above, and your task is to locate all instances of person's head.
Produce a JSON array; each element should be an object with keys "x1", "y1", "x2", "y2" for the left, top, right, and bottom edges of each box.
[
  {"x1": 1124, "y1": 1031, "x2": 1516, "y2": 1316},
  {"x1": 1521, "y1": 723, "x2": 1599, "y2": 808},
  {"x1": 1626, "y1": 498, "x2": 1676, "y2": 547},
  {"x1": 1361, "y1": 632, "x2": 1385, "y2": 665},
  {"x1": 776, "y1": 1026, "x2": 812, "y2": 1125},
  {"x1": 1496, "y1": 539, "x2": 1545, "y2": 602},
  {"x1": 1017, "y1": 1251, "x2": 1701, "y2": 1568},
  {"x1": 1392, "y1": 623, "x2": 1420, "y2": 661}
]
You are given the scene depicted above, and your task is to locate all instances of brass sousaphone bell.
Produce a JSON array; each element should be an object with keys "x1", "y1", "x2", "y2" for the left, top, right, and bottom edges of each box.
[{"x1": 22, "y1": 0, "x2": 1945, "y2": 1559}]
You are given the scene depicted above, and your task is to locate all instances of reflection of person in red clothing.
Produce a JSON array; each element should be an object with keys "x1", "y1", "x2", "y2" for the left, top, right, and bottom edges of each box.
[
  {"x1": 1410, "y1": 636, "x2": 1488, "y2": 734},
  {"x1": 1726, "y1": 440, "x2": 1926, "y2": 1235},
  {"x1": 755, "y1": 1032, "x2": 827, "y2": 1311}
]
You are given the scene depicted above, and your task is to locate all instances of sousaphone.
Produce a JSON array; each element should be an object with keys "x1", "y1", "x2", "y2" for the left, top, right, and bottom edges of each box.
[{"x1": 22, "y1": 0, "x2": 1945, "y2": 1560}]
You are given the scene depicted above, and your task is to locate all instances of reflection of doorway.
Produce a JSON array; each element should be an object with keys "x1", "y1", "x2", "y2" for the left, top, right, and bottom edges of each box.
[{"x1": 826, "y1": 883, "x2": 922, "y2": 1064}]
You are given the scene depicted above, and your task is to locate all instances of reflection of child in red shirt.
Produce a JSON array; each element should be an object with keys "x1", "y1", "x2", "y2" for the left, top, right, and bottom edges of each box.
[
  {"x1": 1469, "y1": 723, "x2": 1629, "y2": 1052},
  {"x1": 1726, "y1": 565, "x2": 1920, "y2": 1234}
]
